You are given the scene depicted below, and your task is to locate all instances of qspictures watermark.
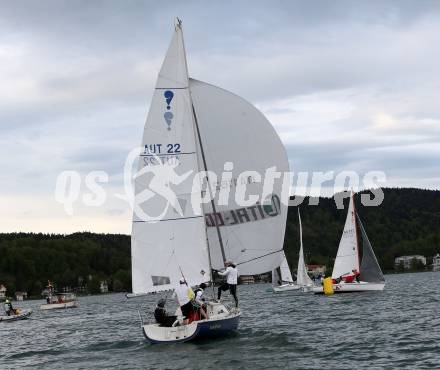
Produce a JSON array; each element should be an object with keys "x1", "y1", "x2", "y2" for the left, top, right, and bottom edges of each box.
[{"x1": 54, "y1": 147, "x2": 386, "y2": 219}]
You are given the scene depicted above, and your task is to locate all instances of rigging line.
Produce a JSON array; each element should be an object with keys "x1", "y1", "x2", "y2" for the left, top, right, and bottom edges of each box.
[
  {"x1": 164, "y1": 246, "x2": 176, "y2": 274},
  {"x1": 236, "y1": 249, "x2": 284, "y2": 266},
  {"x1": 191, "y1": 102, "x2": 227, "y2": 264},
  {"x1": 155, "y1": 87, "x2": 188, "y2": 90},
  {"x1": 139, "y1": 151, "x2": 196, "y2": 157},
  {"x1": 227, "y1": 224, "x2": 246, "y2": 251},
  {"x1": 189, "y1": 104, "x2": 216, "y2": 287},
  {"x1": 133, "y1": 215, "x2": 203, "y2": 223}
]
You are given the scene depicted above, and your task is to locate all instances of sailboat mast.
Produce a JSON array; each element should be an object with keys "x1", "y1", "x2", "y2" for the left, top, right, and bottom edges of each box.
[
  {"x1": 298, "y1": 208, "x2": 303, "y2": 251},
  {"x1": 177, "y1": 19, "x2": 221, "y2": 285},
  {"x1": 175, "y1": 18, "x2": 220, "y2": 291},
  {"x1": 191, "y1": 103, "x2": 227, "y2": 264},
  {"x1": 352, "y1": 191, "x2": 361, "y2": 271}
]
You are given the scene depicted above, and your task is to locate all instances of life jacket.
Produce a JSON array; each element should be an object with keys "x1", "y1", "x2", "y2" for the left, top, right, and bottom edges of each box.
[
  {"x1": 187, "y1": 309, "x2": 200, "y2": 323},
  {"x1": 343, "y1": 275, "x2": 355, "y2": 283},
  {"x1": 187, "y1": 287, "x2": 195, "y2": 300}
]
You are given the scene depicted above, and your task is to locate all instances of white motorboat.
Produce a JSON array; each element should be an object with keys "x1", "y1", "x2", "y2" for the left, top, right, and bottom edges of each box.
[{"x1": 40, "y1": 293, "x2": 79, "y2": 310}]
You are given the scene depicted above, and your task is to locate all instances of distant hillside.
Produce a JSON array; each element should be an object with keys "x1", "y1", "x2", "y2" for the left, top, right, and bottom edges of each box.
[
  {"x1": 0, "y1": 233, "x2": 131, "y2": 297},
  {"x1": 1, "y1": 188, "x2": 439, "y2": 296}
]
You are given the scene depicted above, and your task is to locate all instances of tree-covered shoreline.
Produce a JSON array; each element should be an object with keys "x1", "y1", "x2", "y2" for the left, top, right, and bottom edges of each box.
[{"x1": 1, "y1": 188, "x2": 439, "y2": 296}]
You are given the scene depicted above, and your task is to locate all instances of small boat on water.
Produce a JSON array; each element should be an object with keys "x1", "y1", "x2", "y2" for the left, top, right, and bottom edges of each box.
[
  {"x1": 272, "y1": 253, "x2": 300, "y2": 292},
  {"x1": 40, "y1": 293, "x2": 79, "y2": 310},
  {"x1": 0, "y1": 309, "x2": 32, "y2": 322},
  {"x1": 272, "y1": 209, "x2": 314, "y2": 292},
  {"x1": 313, "y1": 191, "x2": 385, "y2": 294},
  {"x1": 128, "y1": 19, "x2": 289, "y2": 344},
  {"x1": 40, "y1": 282, "x2": 79, "y2": 310},
  {"x1": 295, "y1": 209, "x2": 315, "y2": 292}
]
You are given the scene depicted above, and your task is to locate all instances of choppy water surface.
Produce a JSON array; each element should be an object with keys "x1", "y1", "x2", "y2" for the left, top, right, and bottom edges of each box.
[{"x1": 1, "y1": 272, "x2": 439, "y2": 369}]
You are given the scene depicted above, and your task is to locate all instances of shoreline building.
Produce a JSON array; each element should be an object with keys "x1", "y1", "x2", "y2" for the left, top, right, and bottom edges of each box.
[
  {"x1": 394, "y1": 255, "x2": 427, "y2": 270},
  {"x1": 432, "y1": 254, "x2": 440, "y2": 272},
  {"x1": 0, "y1": 284, "x2": 6, "y2": 301},
  {"x1": 15, "y1": 292, "x2": 28, "y2": 301},
  {"x1": 100, "y1": 280, "x2": 109, "y2": 293},
  {"x1": 307, "y1": 265, "x2": 326, "y2": 277},
  {"x1": 239, "y1": 275, "x2": 255, "y2": 285}
]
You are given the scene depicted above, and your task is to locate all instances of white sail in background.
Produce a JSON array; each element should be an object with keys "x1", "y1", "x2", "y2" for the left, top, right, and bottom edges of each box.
[
  {"x1": 331, "y1": 193, "x2": 360, "y2": 279},
  {"x1": 296, "y1": 209, "x2": 314, "y2": 287},
  {"x1": 272, "y1": 267, "x2": 281, "y2": 286},
  {"x1": 279, "y1": 252, "x2": 294, "y2": 283},
  {"x1": 131, "y1": 25, "x2": 210, "y2": 294},
  {"x1": 189, "y1": 79, "x2": 289, "y2": 274}
]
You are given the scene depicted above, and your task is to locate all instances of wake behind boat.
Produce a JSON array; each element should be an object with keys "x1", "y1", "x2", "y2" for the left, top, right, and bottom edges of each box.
[
  {"x1": 313, "y1": 192, "x2": 385, "y2": 294},
  {"x1": 129, "y1": 19, "x2": 289, "y2": 344}
]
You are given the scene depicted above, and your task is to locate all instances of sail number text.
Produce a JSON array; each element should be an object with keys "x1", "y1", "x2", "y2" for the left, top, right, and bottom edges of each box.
[{"x1": 144, "y1": 143, "x2": 181, "y2": 154}]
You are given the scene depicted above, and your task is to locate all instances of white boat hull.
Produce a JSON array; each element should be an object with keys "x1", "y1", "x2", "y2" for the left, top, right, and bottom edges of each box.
[
  {"x1": 0, "y1": 309, "x2": 32, "y2": 322},
  {"x1": 40, "y1": 301, "x2": 79, "y2": 310},
  {"x1": 143, "y1": 302, "x2": 240, "y2": 344},
  {"x1": 313, "y1": 281, "x2": 385, "y2": 294},
  {"x1": 273, "y1": 283, "x2": 301, "y2": 292},
  {"x1": 300, "y1": 285, "x2": 315, "y2": 293}
]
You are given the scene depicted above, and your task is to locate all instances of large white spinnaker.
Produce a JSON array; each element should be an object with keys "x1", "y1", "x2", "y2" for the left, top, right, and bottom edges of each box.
[
  {"x1": 331, "y1": 193, "x2": 360, "y2": 279},
  {"x1": 189, "y1": 79, "x2": 289, "y2": 274},
  {"x1": 131, "y1": 25, "x2": 210, "y2": 295},
  {"x1": 296, "y1": 209, "x2": 314, "y2": 287}
]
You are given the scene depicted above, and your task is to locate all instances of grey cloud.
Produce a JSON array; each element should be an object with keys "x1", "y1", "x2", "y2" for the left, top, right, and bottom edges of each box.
[{"x1": 1, "y1": 0, "x2": 440, "y2": 209}]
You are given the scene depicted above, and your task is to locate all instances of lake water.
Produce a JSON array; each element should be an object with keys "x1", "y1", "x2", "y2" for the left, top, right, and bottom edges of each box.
[{"x1": 1, "y1": 272, "x2": 439, "y2": 369}]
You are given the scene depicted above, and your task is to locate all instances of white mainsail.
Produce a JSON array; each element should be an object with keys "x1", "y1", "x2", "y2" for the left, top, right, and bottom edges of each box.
[
  {"x1": 279, "y1": 252, "x2": 294, "y2": 283},
  {"x1": 131, "y1": 21, "x2": 290, "y2": 295},
  {"x1": 296, "y1": 209, "x2": 313, "y2": 287},
  {"x1": 189, "y1": 79, "x2": 289, "y2": 274},
  {"x1": 131, "y1": 25, "x2": 210, "y2": 294},
  {"x1": 331, "y1": 192, "x2": 360, "y2": 279}
]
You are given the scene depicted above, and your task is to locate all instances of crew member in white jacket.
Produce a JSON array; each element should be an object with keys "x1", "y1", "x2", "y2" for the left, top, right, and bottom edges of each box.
[{"x1": 216, "y1": 261, "x2": 239, "y2": 307}]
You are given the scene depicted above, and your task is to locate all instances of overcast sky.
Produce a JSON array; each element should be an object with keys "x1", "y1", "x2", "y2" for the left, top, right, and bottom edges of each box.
[{"x1": 1, "y1": 0, "x2": 439, "y2": 233}]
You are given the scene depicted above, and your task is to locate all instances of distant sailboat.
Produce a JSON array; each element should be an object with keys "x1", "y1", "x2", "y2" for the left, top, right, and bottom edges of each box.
[
  {"x1": 313, "y1": 192, "x2": 385, "y2": 294},
  {"x1": 273, "y1": 209, "x2": 313, "y2": 292},
  {"x1": 129, "y1": 20, "x2": 289, "y2": 343},
  {"x1": 272, "y1": 252, "x2": 299, "y2": 292},
  {"x1": 296, "y1": 209, "x2": 314, "y2": 291}
]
